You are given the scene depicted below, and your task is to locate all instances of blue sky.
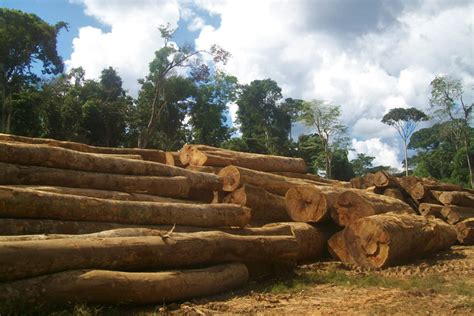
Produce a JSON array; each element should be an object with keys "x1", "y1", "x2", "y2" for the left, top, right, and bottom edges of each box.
[{"x1": 2, "y1": 0, "x2": 473, "y2": 170}]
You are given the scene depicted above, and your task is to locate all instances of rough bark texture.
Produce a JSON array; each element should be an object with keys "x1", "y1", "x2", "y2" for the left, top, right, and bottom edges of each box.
[
  {"x1": 0, "y1": 162, "x2": 191, "y2": 198},
  {"x1": 0, "y1": 133, "x2": 166, "y2": 163},
  {"x1": 0, "y1": 231, "x2": 298, "y2": 281},
  {"x1": 270, "y1": 172, "x2": 348, "y2": 187},
  {"x1": 410, "y1": 183, "x2": 471, "y2": 200},
  {"x1": 436, "y1": 191, "x2": 474, "y2": 207},
  {"x1": 218, "y1": 165, "x2": 309, "y2": 196},
  {"x1": 383, "y1": 188, "x2": 405, "y2": 201},
  {"x1": 419, "y1": 203, "x2": 444, "y2": 218},
  {"x1": 327, "y1": 230, "x2": 355, "y2": 266},
  {"x1": 99, "y1": 154, "x2": 143, "y2": 160},
  {"x1": 331, "y1": 190, "x2": 414, "y2": 226},
  {"x1": 455, "y1": 218, "x2": 474, "y2": 245},
  {"x1": 0, "y1": 142, "x2": 221, "y2": 190},
  {"x1": 0, "y1": 186, "x2": 251, "y2": 228},
  {"x1": 0, "y1": 263, "x2": 248, "y2": 305},
  {"x1": 186, "y1": 165, "x2": 222, "y2": 174},
  {"x1": 440, "y1": 205, "x2": 474, "y2": 224},
  {"x1": 223, "y1": 184, "x2": 290, "y2": 224},
  {"x1": 285, "y1": 185, "x2": 348, "y2": 223},
  {"x1": 344, "y1": 213, "x2": 457, "y2": 268}
]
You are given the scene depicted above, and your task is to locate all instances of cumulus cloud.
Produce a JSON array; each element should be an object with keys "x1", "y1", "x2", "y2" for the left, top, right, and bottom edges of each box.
[{"x1": 349, "y1": 138, "x2": 402, "y2": 170}]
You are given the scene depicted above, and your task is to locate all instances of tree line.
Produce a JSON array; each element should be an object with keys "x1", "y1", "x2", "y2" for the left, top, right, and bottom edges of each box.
[{"x1": 1, "y1": 8, "x2": 472, "y2": 186}]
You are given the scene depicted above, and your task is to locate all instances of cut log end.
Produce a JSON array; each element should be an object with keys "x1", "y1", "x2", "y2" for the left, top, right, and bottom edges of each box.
[
  {"x1": 219, "y1": 166, "x2": 241, "y2": 192},
  {"x1": 285, "y1": 186, "x2": 327, "y2": 222}
]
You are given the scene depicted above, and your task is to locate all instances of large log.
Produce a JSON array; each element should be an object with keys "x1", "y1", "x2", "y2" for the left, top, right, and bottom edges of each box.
[
  {"x1": 218, "y1": 165, "x2": 309, "y2": 195},
  {"x1": 410, "y1": 183, "x2": 473, "y2": 200},
  {"x1": 0, "y1": 186, "x2": 251, "y2": 227},
  {"x1": 0, "y1": 133, "x2": 166, "y2": 162},
  {"x1": 186, "y1": 165, "x2": 222, "y2": 174},
  {"x1": 179, "y1": 144, "x2": 228, "y2": 165},
  {"x1": 455, "y1": 219, "x2": 474, "y2": 245},
  {"x1": 440, "y1": 205, "x2": 474, "y2": 224},
  {"x1": 327, "y1": 230, "x2": 355, "y2": 266},
  {"x1": 285, "y1": 185, "x2": 348, "y2": 223},
  {"x1": 0, "y1": 142, "x2": 221, "y2": 190},
  {"x1": 270, "y1": 172, "x2": 345, "y2": 187},
  {"x1": 350, "y1": 173, "x2": 375, "y2": 189},
  {"x1": 165, "y1": 152, "x2": 184, "y2": 168},
  {"x1": 344, "y1": 213, "x2": 457, "y2": 268},
  {"x1": 0, "y1": 263, "x2": 248, "y2": 306},
  {"x1": 372, "y1": 171, "x2": 398, "y2": 188},
  {"x1": 331, "y1": 190, "x2": 414, "y2": 226},
  {"x1": 383, "y1": 188, "x2": 405, "y2": 201},
  {"x1": 187, "y1": 145, "x2": 307, "y2": 173},
  {"x1": 435, "y1": 191, "x2": 474, "y2": 207},
  {"x1": 223, "y1": 184, "x2": 291, "y2": 224},
  {"x1": 0, "y1": 162, "x2": 191, "y2": 198},
  {"x1": 99, "y1": 154, "x2": 143, "y2": 160},
  {"x1": 0, "y1": 231, "x2": 299, "y2": 281},
  {"x1": 419, "y1": 203, "x2": 444, "y2": 218}
]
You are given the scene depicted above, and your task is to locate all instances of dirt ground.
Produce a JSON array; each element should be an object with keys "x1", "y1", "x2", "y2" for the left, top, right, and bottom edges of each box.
[{"x1": 156, "y1": 245, "x2": 474, "y2": 315}]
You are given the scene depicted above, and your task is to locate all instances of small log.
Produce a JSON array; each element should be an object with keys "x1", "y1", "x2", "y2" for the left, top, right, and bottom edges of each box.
[
  {"x1": 410, "y1": 183, "x2": 471, "y2": 200},
  {"x1": 419, "y1": 203, "x2": 444, "y2": 218},
  {"x1": 0, "y1": 162, "x2": 191, "y2": 198},
  {"x1": 440, "y1": 205, "x2": 474, "y2": 224},
  {"x1": 435, "y1": 191, "x2": 474, "y2": 207},
  {"x1": 223, "y1": 184, "x2": 290, "y2": 224},
  {"x1": 285, "y1": 185, "x2": 348, "y2": 223},
  {"x1": 0, "y1": 231, "x2": 299, "y2": 281},
  {"x1": 344, "y1": 213, "x2": 457, "y2": 268},
  {"x1": 188, "y1": 145, "x2": 307, "y2": 173},
  {"x1": 0, "y1": 186, "x2": 251, "y2": 228},
  {"x1": 0, "y1": 133, "x2": 166, "y2": 163},
  {"x1": 327, "y1": 230, "x2": 355, "y2": 266},
  {"x1": 331, "y1": 190, "x2": 414, "y2": 226},
  {"x1": 218, "y1": 165, "x2": 309, "y2": 195},
  {"x1": 0, "y1": 263, "x2": 248, "y2": 305},
  {"x1": 0, "y1": 142, "x2": 221, "y2": 190},
  {"x1": 455, "y1": 219, "x2": 474, "y2": 245},
  {"x1": 383, "y1": 188, "x2": 405, "y2": 201}
]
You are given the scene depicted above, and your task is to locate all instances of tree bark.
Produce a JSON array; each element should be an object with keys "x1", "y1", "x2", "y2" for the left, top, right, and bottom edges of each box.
[
  {"x1": 419, "y1": 203, "x2": 444, "y2": 218},
  {"x1": 0, "y1": 133, "x2": 166, "y2": 163},
  {"x1": 218, "y1": 165, "x2": 310, "y2": 196},
  {"x1": 327, "y1": 230, "x2": 355, "y2": 266},
  {"x1": 223, "y1": 184, "x2": 291, "y2": 224},
  {"x1": 0, "y1": 142, "x2": 221, "y2": 190},
  {"x1": 410, "y1": 183, "x2": 473, "y2": 200},
  {"x1": 270, "y1": 171, "x2": 348, "y2": 187},
  {"x1": 0, "y1": 263, "x2": 248, "y2": 306},
  {"x1": 383, "y1": 188, "x2": 405, "y2": 201},
  {"x1": 434, "y1": 191, "x2": 474, "y2": 207},
  {"x1": 344, "y1": 213, "x2": 457, "y2": 268},
  {"x1": 0, "y1": 231, "x2": 298, "y2": 281},
  {"x1": 285, "y1": 185, "x2": 348, "y2": 223},
  {"x1": 186, "y1": 165, "x2": 222, "y2": 174},
  {"x1": 372, "y1": 171, "x2": 398, "y2": 188},
  {"x1": 455, "y1": 218, "x2": 474, "y2": 245},
  {"x1": 350, "y1": 173, "x2": 375, "y2": 189},
  {"x1": 331, "y1": 190, "x2": 414, "y2": 226},
  {"x1": 440, "y1": 205, "x2": 474, "y2": 224},
  {"x1": 0, "y1": 186, "x2": 251, "y2": 228},
  {"x1": 0, "y1": 162, "x2": 191, "y2": 198}
]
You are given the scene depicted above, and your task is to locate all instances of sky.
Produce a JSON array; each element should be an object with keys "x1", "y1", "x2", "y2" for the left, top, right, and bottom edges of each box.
[{"x1": 2, "y1": 0, "x2": 474, "y2": 170}]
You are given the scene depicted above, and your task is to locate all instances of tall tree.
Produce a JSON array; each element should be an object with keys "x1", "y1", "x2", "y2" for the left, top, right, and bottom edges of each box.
[
  {"x1": 351, "y1": 153, "x2": 375, "y2": 177},
  {"x1": 298, "y1": 100, "x2": 347, "y2": 178},
  {"x1": 280, "y1": 98, "x2": 304, "y2": 140},
  {"x1": 381, "y1": 107, "x2": 428, "y2": 176},
  {"x1": 429, "y1": 76, "x2": 473, "y2": 188},
  {"x1": 0, "y1": 8, "x2": 67, "y2": 133}
]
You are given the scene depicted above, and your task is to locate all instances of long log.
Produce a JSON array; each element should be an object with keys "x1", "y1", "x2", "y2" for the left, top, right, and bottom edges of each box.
[
  {"x1": 218, "y1": 165, "x2": 309, "y2": 195},
  {"x1": 0, "y1": 162, "x2": 191, "y2": 198},
  {"x1": 419, "y1": 203, "x2": 444, "y2": 218},
  {"x1": 331, "y1": 190, "x2": 414, "y2": 226},
  {"x1": 0, "y1": 186, "x2": 251, "y2": 227},
  {"x1": 435, "y1": 191, "x2": 474, "y2": 207},
  {"x1": 344, "y1": 213, "x2": 457, "y2": 268},
  {"x1": 0, "y1": 231, "x2": 298, "y2": 281},
  {"x1": 270, "y1": 172, "x2": 346, "y2": 187},
  {"x1": 223, "y1": 184, "x2": 291, "y2": 224},
  {"x1": 440, "y1": 205, "x2": 474, "y2": 224},
  {"x1": 187, "y1": 145, "x2": 307, "y2": 173},
  {"x1": 455, "y1": 219, "x2": 474, "y2": 245},
  {"x1": 186, "y1": 165, "x2": 222, "y2": 174},
  {"x1": 410, "y1": 183, "x2": 473, "y2": 200},
  {"x1": 327, "y1": 230, "x2": 355, "y2": 266},
  {"x1": 179, "y1": 144, "x2": 229, "y2": 165},
  {"x1": 0, "y1": 142, "x2": 221, "y2": 190},
  {"x1": 285, "y1": 185, "x2": 348, "y2": 223},
  {"x1": 99, "y1": 154, "x2": 143, "y2": 160},
  {"x1": 0, "y1": 263, "x2": 248, "y2": 306},
  {"x1": 0, "y1": 133, "x2": 166, "y2": 162}
]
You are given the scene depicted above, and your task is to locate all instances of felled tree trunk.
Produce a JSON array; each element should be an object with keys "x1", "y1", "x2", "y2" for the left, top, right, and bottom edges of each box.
[
  {"x1": 350, "y1": 173, "x2": 375, "y2": 189},
  {"x1": 0, "y1": 142, "x2": 221, "y2": 190},
  {"x1": 100, "y1": 154, "x2": 143, "y2": 160},
  {"x1": 165, "y1": 152, "x2": 184, "y2": 168},
  {"x1": 0, "y1": 263, "x2": 248, "y2": 306},
  {"x1": 434, "y1": 191, "x2": 474, "y2": 207},
  {"x1": 410, "y1": 183, "x2": 471, "y2": 200},
  {"x1": 0, "y1": 231, "x2": 298, "y2": 281},
  {"x1": 0, "y1": 133, "x2": 166, "y2": 163},
  {"x1": 372, "y1": 171, "x2": 398, "y2": 188},
  {"x1": 331, "y1": 191, "x2": 414, "y2": 226},
  {"x1": 327, "y1": 230, "x2": 355, "y2": 266},
  {"x1": 383, "y1": 188, "x2": 405, "y2": 201},
  {"x1": 344, "y1": 213, "x2": 457, "y2": 268},
  {"x1": 270, "y1": 172, "x2": 346, "y2": 187},
  {"x1": 223, "y1": 184, "x2": 290, "y2": 224},
  {"x1": 0, "y1": 162, "x2": 191, "y2": 198},
  {"x1": 0, "y1": 186, "x2": 251, "y2": 228},
  {"x1": 186, "y1": 165, "x2": 222, "y2": 174},
  {"x1": 455, "y1": 219, "x2": 474, "y2": 245},
  {"x1": 218, "y1": 165, "x2": 308, "y2": 195},
  {"x1": 285, "y1": 185, "x2": 348, "y2": 223},
  {"x1": 440, "y1": 205, "x2": 474, "y2": 224},
  {"x1": 419, "y1": 203, "x2": 444, "y2": 218}
]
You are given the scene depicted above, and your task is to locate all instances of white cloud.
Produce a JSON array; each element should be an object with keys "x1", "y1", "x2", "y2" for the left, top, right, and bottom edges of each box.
[{"x1": 350, "y1": 138, "x2": 402, "y2": 170}]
